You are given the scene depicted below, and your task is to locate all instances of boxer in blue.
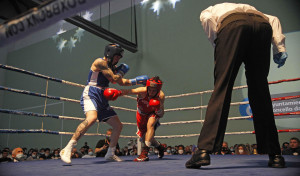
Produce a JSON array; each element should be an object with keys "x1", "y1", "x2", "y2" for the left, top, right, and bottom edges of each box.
[{"x1": 60, "y1": 43, "x2": 148, "y2": 164}]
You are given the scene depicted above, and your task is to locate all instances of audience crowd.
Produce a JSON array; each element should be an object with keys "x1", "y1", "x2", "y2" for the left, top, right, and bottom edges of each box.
[{"x1": 1, "y1": 137, "x2": 299, "y2": 163}]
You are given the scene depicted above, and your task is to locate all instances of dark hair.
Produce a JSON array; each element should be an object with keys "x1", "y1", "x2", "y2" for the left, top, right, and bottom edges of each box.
[
  {"x1": 290, "y1": 137, "x2": 300, "y2": 143},
  {"x1": 153, "y1": 76, "x2": 162, "y2": 83}
]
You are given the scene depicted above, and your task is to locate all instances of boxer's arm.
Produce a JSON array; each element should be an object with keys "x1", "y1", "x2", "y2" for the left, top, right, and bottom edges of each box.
[
  {"x1": 115, "y1": 77, "x2": 134, "y2": 86},
  {"x1": 92, "y1": 58, "x2": 123, "y2": 83},
  {"x1": 120, "y1": 87, "x2": 147, "y2": 96},
  {"x1": 156, "y1": 91, "x2": 165, "y2": 118}
]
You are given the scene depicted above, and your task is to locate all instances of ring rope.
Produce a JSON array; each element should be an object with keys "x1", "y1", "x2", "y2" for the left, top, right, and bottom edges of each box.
[
  {"x1": 0, "y1": 64, "x2": 85, "y2": 88},
  {"x1": 0, "y1": 85, "x2": 137, "y2": 112},
  {"x1": 165, "y1": 77, "x2": 300, "y2": 99},
  {"x1": 2, "y1": 84, "x2": 299, "y2": 113},
  {"x1": 165, "y1": 95, "x2": 300, "y2": 112},
  {"x1": 1, "y1": 108, "x2": 299, "y2": 126},
  {"x1": 2, "y1": 85, "x2": 299, "y2": 113},
  {"x1": 0, "y1": 129, "x2": 299, "y2": 138},
  {"x1": 0, "y1": 86, "x2": 79, "y2": 103},
  {"x1": 0, "y1": 108, "x2": 134, "y2": 125},
  {"x1": 0, "y1": 64, "x2": 136, "y2": 100}
]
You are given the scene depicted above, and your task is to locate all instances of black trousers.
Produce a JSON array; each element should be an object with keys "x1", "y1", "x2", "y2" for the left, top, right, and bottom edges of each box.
[{"x1": 197, "y1": 13, "x2": 281, "y2": 155}]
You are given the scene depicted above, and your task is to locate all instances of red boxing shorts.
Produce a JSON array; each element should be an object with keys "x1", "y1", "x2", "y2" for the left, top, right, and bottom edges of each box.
[{"x1": 136, "y1": 112, "x2": 160, "y2": 137}]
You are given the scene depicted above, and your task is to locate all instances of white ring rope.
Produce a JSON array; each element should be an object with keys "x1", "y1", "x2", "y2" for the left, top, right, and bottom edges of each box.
[
  {"x1": 165, "y1": 78, "x2": 300, "y2": 99},
  {"x1": 1, "y1": 129, "x2": 299, "y2": 138}
]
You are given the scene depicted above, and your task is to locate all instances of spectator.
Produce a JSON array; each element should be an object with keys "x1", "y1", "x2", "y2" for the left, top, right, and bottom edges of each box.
[
  {"x1": 130, "y1": 147, "x2": 138, "y2": 156},
  {"x1": 95, "y1": 129, "x2": 120, "y2": 157},
  {"x1": 22, "y1": 147, "x2": 27, "y2": 156},
  {"x1": 82, "y1": 142, "x2": 90, "y2": 154},
  {"x1": 282, "y1": 137, "x2": 300, "y2": 155},
  {"x1": 71, "y1": 148, "x2": 82, "y2": 158},
  {"x1": 229, "y1": 146, "x2": 235, "y2": 154},
  {"x1": 245, "y1": 143, "x2": 252, "y2": 154},
  {"x1": 172, "y1": 145, "x2": 178, "y2": 155},
  {"x1": 115, "y1": 147, "x2": 122, "y2": 156},
  {"x1": 27, "y1": 148, "x2": 34, "y2": 157},
  {"x1": 40, "y1": 148, "x2": 52, "y2": 160},
  {"x1": 218, "y1": 142, "x2": 231, "y2": 155},
  {"x1": 252, "y1": 144, "x2": 258, "y2": 155},
  {"x1": 165, "y1": 146, "x2": 172, "y2": 155},
  {"x1": 52, "y1": 149, "x2": 60, "y2": 159},
  {"x1": 39, "y1": 148, "x2": 45, "y2": 157},
  {"x1": 281, "y1": 142, "x2": 289, "y2": 152},
  {"x1": 121, "y1": 146, "x2": 130, "y2": 156},
  {"x1": 79, "y1": 147, "x2": 87, "y2": 156},
  {"x1": 27, "y1": 149, "x2": 39, "y2": 161},
  {"x1": 235, "y1": 144, "x2": 250, "y2": 155},
  {"x1": 12, "y1": 147, "x2": 26, "y2": 162},
  {"x1": 127, "y1": 139, "x2": 136, "y2": 154},
  {"x1": 82, "y1": 148, "x2": 96, "y2": 158},
  {"x1": 185, "y1": 146, "x2": 192, "y2": 155},
  {"x1": 0, "y1": 149, "x2": 13, "y2": 162},
  {"x1": 148, "y1": 147, "x2": 155, "y2": 155},
  {"x1": 178, "y1": 145, "x2": 185, "y2": 155}
]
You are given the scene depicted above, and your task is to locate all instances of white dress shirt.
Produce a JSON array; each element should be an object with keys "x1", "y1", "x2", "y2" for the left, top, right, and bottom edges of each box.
[{"x1": 200, "y1": 2, "x2": 286, "y2": 54}]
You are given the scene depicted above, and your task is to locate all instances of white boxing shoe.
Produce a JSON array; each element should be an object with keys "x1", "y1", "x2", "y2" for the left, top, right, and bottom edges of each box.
[
  {"x1": 60, "y1": 147, "x2": 72, "y2": 164},
  {"x1": 105, "y1": 154, "x2": 123, "y2": 162}
]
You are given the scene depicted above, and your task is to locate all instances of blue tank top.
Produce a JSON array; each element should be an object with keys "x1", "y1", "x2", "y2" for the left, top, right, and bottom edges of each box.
[{"x1": 86, "y1": 58, "x2": 109, "y2": 87}]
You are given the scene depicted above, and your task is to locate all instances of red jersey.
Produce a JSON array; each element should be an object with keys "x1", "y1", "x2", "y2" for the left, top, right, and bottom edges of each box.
[{"x1": 137, "y1": 94, "x2": 158, "y2": 115}]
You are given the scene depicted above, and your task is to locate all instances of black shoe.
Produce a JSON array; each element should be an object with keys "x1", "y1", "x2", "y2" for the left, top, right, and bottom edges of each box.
[
  {"x1": 268, "y1": 155, "x2": 286, "y2": 168},
  {"x1": 156, "y1": 144, "x2": 165, "y2": 159},
  {"x1": 185, "y1": 149, "x2": 210, "y2": 169}
]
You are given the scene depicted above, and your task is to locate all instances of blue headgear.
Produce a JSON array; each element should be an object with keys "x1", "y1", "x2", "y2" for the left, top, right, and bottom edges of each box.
[{"x1": 104, "y1": 43, "x2": 124, "y2": 68}]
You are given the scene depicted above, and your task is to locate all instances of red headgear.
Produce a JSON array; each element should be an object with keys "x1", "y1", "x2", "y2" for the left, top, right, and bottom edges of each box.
[{"x1": 146, "y1": 77, "x2": 163, "y2": 92}]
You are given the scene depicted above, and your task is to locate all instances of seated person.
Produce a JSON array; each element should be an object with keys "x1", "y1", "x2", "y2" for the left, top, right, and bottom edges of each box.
[
  {"x1": 95, "y1": 129, "x2": 120, "y2": 157},
  {"x1": 26, "y1": 149, "x2": 39, "y2": 161},
  {"x1": 0, "y1": 149, "x2": 13, "y2": 162},
  {"x1": 12, "y1": 147, "x2": 26, "y2": 162},
  {"x1": 282, "y1": 137, "x2": 300, "y2": 155}
]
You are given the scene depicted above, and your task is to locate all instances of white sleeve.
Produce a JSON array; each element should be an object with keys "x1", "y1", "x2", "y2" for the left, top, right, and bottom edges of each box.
[
  {"x1": 265, "y1": 14, "x2": 286, "y2": 54},
  {"x1": 200, "y1": 8, "x2": 218, "y2": 47}
]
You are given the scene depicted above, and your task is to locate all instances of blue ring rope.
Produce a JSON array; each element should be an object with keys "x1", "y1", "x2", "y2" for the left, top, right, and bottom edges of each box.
[
  {"x1": 0, "y1": 129, "x2": 59, "y2": 135},
  {"x1": 0, "y1": 109, "x2": 59, "y2": 119},
  {"x1": 0, "y1": 64, "x2": 63, "y2": 83},
  {"x1": 0, "y1": 85, "x2": 79, "y2": 103},
  {"x1": 0, "y1": 64, "x2": 85, "y2": 88}
]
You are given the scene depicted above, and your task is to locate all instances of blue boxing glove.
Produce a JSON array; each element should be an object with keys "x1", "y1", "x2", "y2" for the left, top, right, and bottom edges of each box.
[
  {"x1": 130, "y1": 75, "x2": 149, "y2": 85},
  {"x1": 273, "y1": 52, "x2": 288, "y2": 68},
  {"x1": 116, "y1": 63, "x2": 130, "y2": 77}
]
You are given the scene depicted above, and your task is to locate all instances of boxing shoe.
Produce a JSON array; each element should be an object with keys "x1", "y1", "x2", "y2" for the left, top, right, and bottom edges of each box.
[
  {"x1": 185, "y1": 149, "x2": 210, "y2": 169},
  {"x1": 60, "y1": 140, "x2": 77, "y2": 164},
  {"x1": 156, "y1": 144, "x2": 165, "y2": 159},
  {"x1": 105, "y1": 154, "x2": 123, "y2": 162},
  {"x1": 134, "y1": 147, "x2": 149, "y2": 162},
  {"x1": 268, "y1": 155, "x2": 286, "y2": 168},
  {"x1": 60, "y1": 147, "x2": 72, "y2": 164}
]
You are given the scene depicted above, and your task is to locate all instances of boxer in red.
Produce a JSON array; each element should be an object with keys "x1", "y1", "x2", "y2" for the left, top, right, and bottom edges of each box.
[{"x1": 104, "y1": 76, "x2": 165, "y2": 162}]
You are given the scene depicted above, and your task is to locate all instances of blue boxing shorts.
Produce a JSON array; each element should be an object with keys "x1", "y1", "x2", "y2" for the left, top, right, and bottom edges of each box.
[{"x1": 80, "y1": 86, "x2": 117, "y2": 122}]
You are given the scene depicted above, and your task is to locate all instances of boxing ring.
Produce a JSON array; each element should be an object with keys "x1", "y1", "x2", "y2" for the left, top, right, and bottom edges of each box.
[
  {"x1": 0, "y1": 65, "x2": 300, "y2": 175},
  {"x1": 1, "y1": 1, "x2": 300, "y2": 175}
]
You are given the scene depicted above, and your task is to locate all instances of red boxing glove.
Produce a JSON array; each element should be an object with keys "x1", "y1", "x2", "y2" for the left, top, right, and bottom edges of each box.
[
  {"x1": 103, "y1": 88, "x2": 122, "y2": 101},
  {"x1": 149, "y1": 98, "x2": 160, "y2": 110}
]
